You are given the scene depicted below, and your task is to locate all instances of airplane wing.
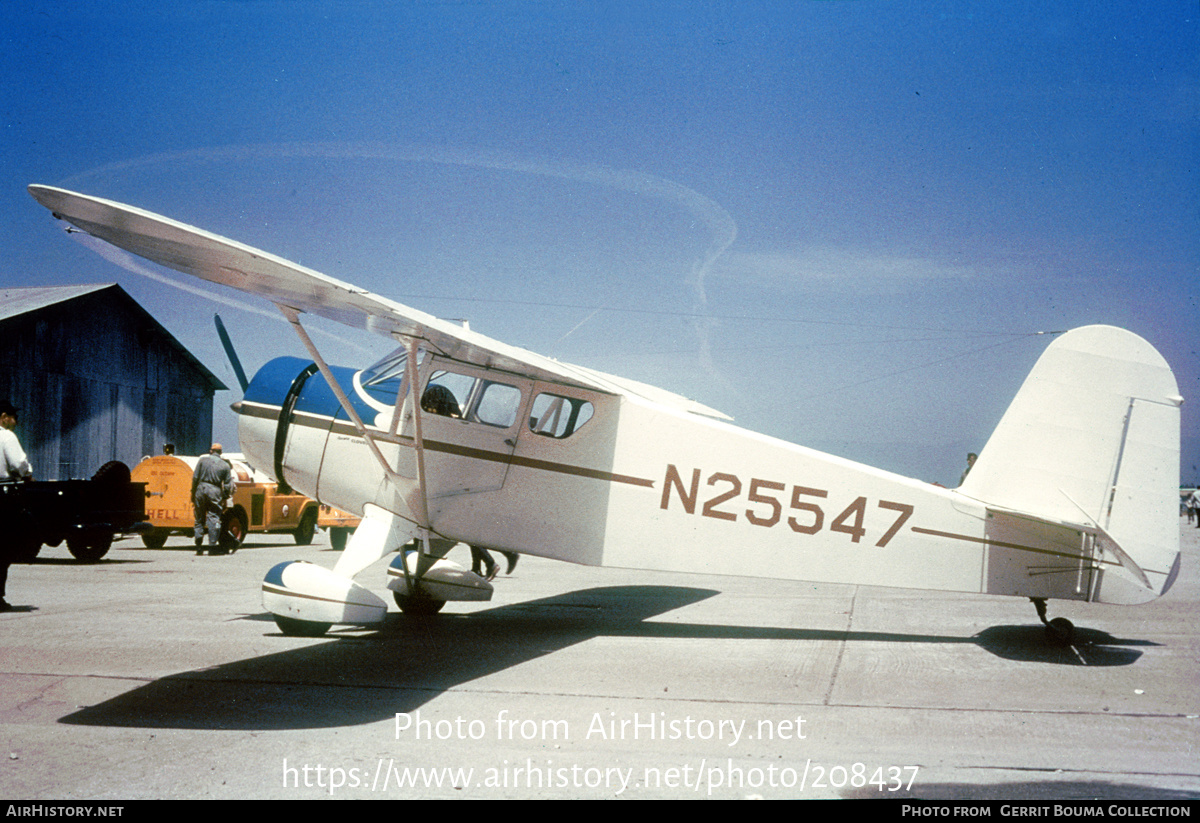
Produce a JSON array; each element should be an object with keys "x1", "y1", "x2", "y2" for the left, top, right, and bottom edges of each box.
[{"x1": 27, "y1": 185, "x2": 731, "y2": 421}]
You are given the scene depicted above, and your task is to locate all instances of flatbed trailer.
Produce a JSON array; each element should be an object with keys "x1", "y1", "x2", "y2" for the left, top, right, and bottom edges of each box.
[{"x1": 3, "y1": 461, "x2": 148, "y2": 562}]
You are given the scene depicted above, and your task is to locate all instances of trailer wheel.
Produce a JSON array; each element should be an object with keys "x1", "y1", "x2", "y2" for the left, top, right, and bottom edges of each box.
[
  {"x1": 67, "y1": 533, "x2": 113, "y2": 563},
  {"x1": 79, "y1": 461, "x2": 129, "y2": 561},
  {"x1": 92, "y1": 461, "x2": 131, "y2": 486},
  {"x1": 294, "y1": 507, "x2": 317, "y2": 546}
]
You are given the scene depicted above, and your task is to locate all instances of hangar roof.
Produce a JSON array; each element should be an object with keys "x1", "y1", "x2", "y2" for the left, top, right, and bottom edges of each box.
[{"x1": 0, "y1": 282, "x2": 226, "y2": 391}]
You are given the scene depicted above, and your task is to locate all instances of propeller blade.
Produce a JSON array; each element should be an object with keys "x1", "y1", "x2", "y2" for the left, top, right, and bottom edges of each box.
[{"x1": 213, "y1": 314, "x2": 249, "y2": 392}]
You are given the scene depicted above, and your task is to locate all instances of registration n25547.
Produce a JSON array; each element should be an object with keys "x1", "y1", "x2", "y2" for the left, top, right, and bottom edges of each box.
[{"x1": 659, "y1": 464, "x2": 914, "y2": 548}]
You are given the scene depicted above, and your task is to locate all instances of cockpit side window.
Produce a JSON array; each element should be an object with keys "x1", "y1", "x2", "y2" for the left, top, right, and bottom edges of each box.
[
  {"x1": 357, "y1": 350, "x2": 525, "y2": 429},
  {"x1": 420, "y1": 383, "x2": 462, "y2": 418},
  {"x1": 474, "y1": 381, "x2": 522, "y2": 428},
  {"x1": 424, "y1": 371, "x2": 475, "y2": 418},
  {"x1": 529, "y1": 392, "x2": 594, "y2": 438},
  {"x1": 424, "y1": 370, "x2": 523, "y2": 429}
]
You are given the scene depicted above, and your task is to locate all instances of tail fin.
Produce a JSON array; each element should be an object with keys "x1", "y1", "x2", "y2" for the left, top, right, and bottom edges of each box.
[{"x1": 960, "y1": 326, "x2": 1181, "y2": 604}]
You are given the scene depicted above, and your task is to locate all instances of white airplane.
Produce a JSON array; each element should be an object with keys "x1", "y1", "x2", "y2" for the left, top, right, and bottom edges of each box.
[{"x1": 28, "y1": 184, "x2": 1183, "y2": 643}]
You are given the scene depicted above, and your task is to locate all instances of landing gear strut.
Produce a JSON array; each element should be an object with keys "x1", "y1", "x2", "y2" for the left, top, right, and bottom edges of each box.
[{"x1": 1031, "y1": 598, "x2": 1074, "y2": 645}]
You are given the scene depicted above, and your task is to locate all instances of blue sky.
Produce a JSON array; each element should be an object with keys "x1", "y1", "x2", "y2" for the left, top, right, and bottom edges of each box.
[{"x1": 3, "y1": 1, "x2": 1197, "y2": 485}]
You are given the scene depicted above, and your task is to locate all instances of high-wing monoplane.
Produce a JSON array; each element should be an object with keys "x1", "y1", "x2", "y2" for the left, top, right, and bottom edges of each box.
[{"x1": 28, "y1": 185, "x2": 1182, "y2": 642}]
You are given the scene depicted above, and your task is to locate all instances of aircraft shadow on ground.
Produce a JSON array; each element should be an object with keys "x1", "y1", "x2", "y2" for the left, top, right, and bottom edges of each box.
[
  {"x1": 970, "y1": 625, "x2": 1152, "y2": 665},
  {"x1": 60, "y1": 585, "x2": 717, "y2": 731},
  {"x1": 59, "y1": 587, "x2": 1155, "y2": 731},
  {"x1": 594, "y1": 622, "x2": 1150, "y2": 666}
]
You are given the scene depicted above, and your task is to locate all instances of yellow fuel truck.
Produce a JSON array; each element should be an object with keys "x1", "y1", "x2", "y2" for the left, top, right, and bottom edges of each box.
[{"x1": 132, "y1": 453, "x2": 358, "y2": 550}]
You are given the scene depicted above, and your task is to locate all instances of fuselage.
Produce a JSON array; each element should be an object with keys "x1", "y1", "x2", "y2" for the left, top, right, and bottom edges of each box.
[{"x1": 233, "y1": 352, "x2": 1176, "y2": 606}]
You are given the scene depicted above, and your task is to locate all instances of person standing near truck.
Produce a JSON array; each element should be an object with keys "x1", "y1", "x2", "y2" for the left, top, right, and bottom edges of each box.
[
  {"x1": 0, "y1": 401, "x2": 31, "y2": 482},
  {"x1": 0, "y1": 401, "x2": 32, "y2": 611},
  {"x1": 191, "y1": 443, "x2": 232, "y2": 555}
]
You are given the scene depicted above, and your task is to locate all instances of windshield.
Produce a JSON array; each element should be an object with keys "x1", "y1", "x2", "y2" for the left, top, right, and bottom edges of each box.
[
  {"x1": 355, "y1": 346, "x2": 428, "y2": 413},
  {"x1": 360, "y1": 346, "x2": 410, "y2": 389}
]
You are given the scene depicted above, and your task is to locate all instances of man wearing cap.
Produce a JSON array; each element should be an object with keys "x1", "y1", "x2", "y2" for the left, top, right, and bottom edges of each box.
[
  {"x1": 191, "y1": 443, "x2": 232, "y2": 555},
  {"x1": 0, "y1": 401, "x2": 32, "y2": 612}
]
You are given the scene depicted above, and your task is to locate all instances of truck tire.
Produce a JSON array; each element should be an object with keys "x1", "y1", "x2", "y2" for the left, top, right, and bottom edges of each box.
[
  {"x1": 294, "y1": 507, "x2": 317, "y2": 546},
  {"x1": 141, "y1": 529, "x2": 168, "y2": 549},
  {"x1": 220, "y1": 509, "x2": 248, "y2": 554},
  {"x1": 329, "y1": 526, "x2": 350, "y2": 551}
]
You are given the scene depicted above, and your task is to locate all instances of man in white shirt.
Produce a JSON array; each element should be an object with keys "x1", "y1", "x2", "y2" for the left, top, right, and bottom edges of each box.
[
  {"x1": 0, "y1": 401, "x2": 31, "y2": 612},
  {"x1": 0, "y1": 401, "x2": 31, "y2": 482}
]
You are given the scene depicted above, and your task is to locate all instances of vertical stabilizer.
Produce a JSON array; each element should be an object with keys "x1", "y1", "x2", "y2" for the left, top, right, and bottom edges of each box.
[{"x1": 959, "y1": 326, "x2": 1181, "y2": 603}]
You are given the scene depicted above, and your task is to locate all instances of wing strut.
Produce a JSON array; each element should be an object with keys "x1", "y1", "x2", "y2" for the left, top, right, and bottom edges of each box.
[
  {"x1": 278, "y1": 305, "x2": 402, "y2": 484},
  {"x1": 399, "y1": 334, "x2": 435, "y2": 593},
  {"x1": 277, "y1": 305, "x2": 440, "y2": 582}
]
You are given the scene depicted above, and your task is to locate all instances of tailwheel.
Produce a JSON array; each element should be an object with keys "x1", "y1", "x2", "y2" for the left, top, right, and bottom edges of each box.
[
  {"x1": 1031, "y1": 598, "x2": 1075, "y2": 646},
  {"x1": 1045, "y1": 617, "x2": 1075, "y2": 646},
  {"x1": 393, "y1": 591, "x2": 445, "y2": 616}
]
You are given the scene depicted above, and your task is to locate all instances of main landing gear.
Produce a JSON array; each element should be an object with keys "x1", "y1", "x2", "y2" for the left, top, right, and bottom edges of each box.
[
  {"x1": 1031, "y1": 598, "x2": 1075, "y2": 645},
  {"x1": 393, "y1": 591, "x2": 446, "y2": 616}
]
